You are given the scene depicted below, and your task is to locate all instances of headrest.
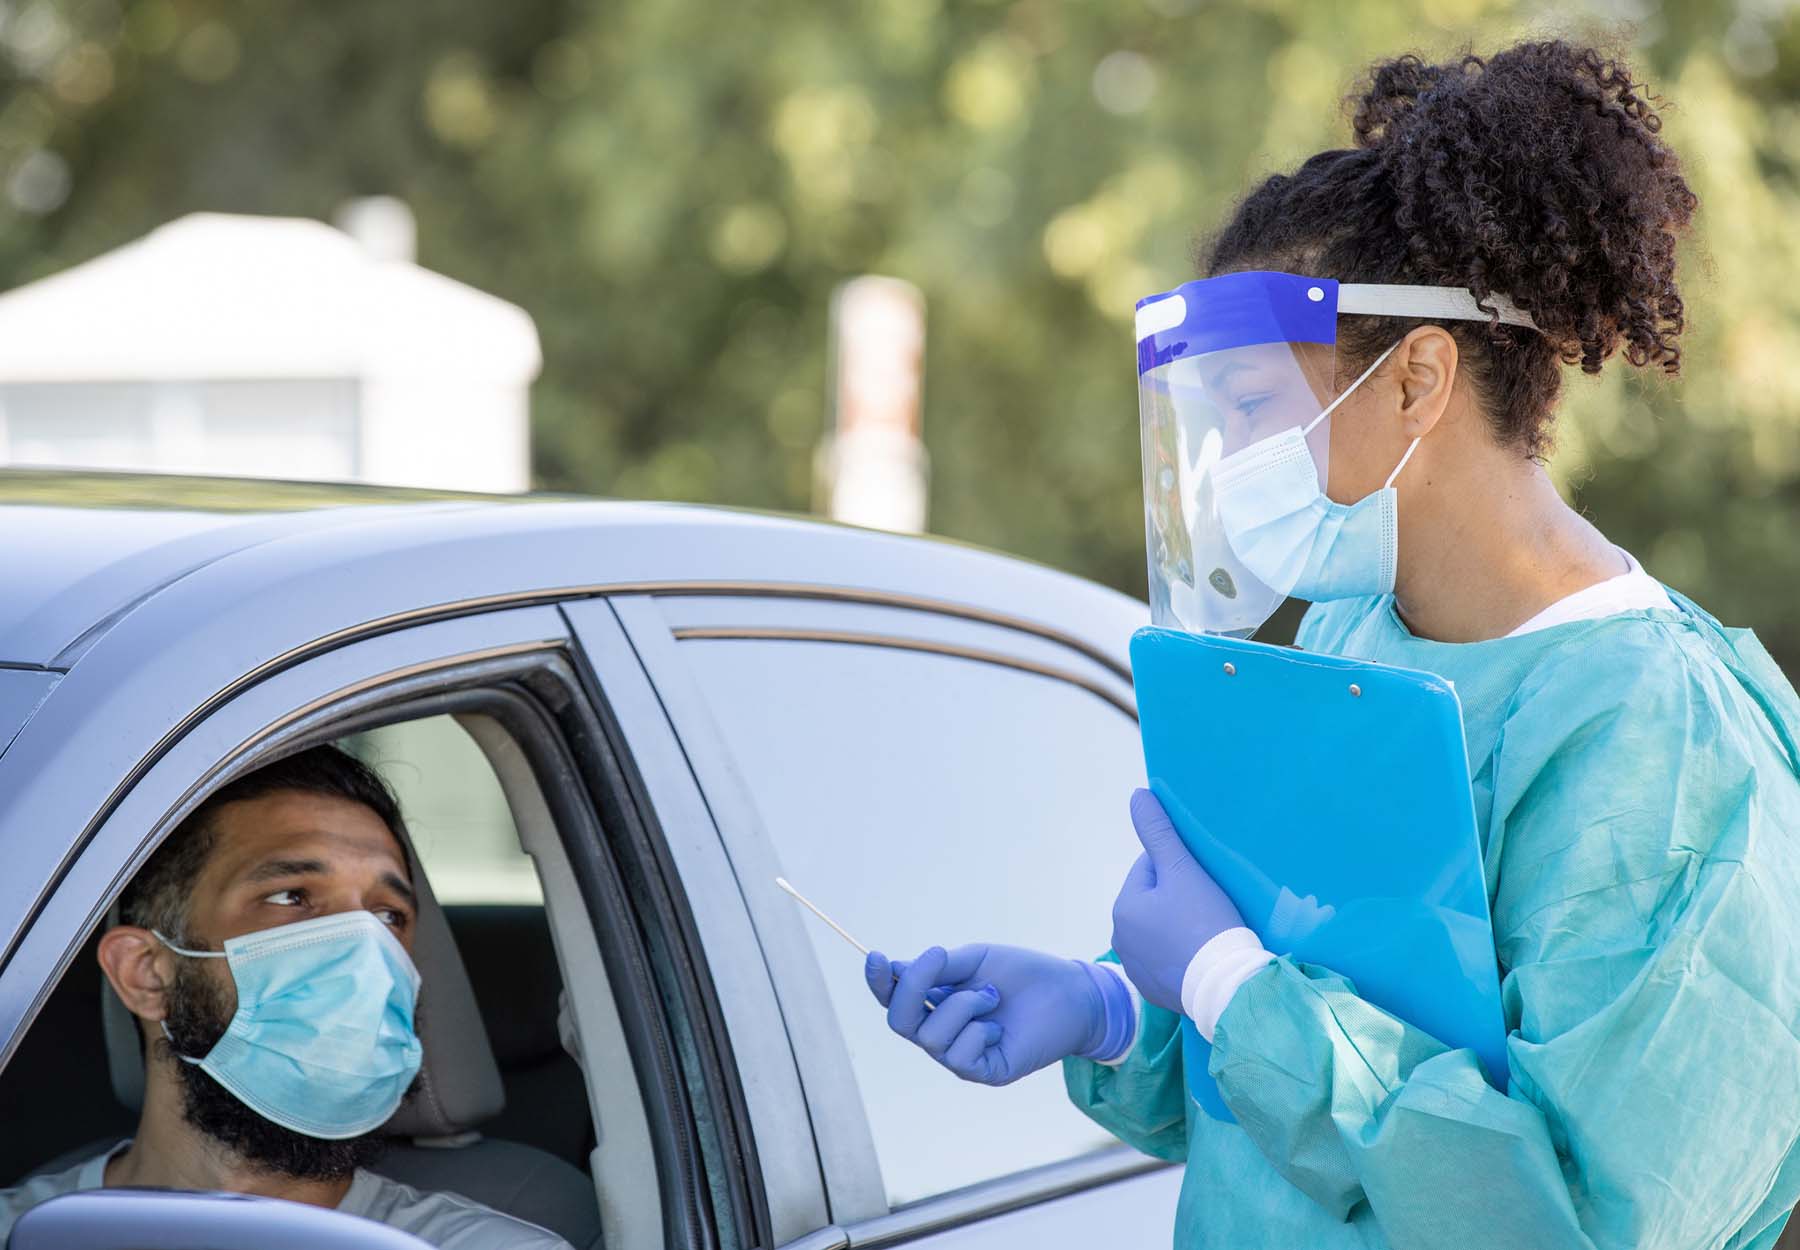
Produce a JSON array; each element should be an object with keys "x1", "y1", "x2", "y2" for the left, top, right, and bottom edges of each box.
[{"x1": 101, "y1": 822, "x2": 505, "y2": 1141}]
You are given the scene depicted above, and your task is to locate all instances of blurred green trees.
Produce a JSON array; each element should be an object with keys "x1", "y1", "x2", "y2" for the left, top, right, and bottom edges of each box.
[{"x1": 5, "y1": 0, "x2": 1800, "y2": 666}]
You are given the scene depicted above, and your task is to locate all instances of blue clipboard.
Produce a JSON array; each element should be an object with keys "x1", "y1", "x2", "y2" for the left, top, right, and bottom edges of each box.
[{"x1": 1130, "y1": 626, "x2": 1507, "y2": 1123}]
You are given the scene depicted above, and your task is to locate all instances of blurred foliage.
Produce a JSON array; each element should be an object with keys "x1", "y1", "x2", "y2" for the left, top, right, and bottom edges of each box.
[{"x1": 4, "y1": 0, "x2": 1800, "y2": 667}]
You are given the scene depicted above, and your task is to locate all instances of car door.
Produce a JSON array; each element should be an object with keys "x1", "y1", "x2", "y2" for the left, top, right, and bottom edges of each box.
[
  {"x1": 0, "y1": 601, "x2": 786, "y2": 1250},
  {"x1": 566, "y1": 587, "x2": 1183, "y2": 1250}
]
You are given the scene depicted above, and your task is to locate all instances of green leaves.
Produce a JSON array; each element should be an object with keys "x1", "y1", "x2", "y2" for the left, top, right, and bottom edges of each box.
[{"x1": 8, "y1": 0, "x2": 1800, "y2": 669}]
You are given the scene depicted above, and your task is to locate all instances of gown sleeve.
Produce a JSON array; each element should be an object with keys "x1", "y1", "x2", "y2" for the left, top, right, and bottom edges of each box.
[
  {"x1": 1063, "y1": 964, "x2": 1190, "y2": 1163},
  {"x1": 1058, "y1": 599, "x2": 1344, "y2": 1169},
  {"x1": 1205, "y1": 626, "x2": 1800, "y2": 1250}
]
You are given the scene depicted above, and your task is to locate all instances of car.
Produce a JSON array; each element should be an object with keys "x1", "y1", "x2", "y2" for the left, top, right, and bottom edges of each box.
[{"x1": 0, "y1": 471, "x2": 1182, "y2": 1250}]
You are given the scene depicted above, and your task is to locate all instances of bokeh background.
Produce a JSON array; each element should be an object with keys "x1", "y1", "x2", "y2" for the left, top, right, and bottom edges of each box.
[{"x1": 4, "y1": 0, "x2": 1798, "y2": 667}]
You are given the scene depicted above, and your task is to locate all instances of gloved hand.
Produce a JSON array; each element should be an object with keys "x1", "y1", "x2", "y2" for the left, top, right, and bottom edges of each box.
[
  {"x1": 864, "y1": 944, "x2": 1134, "y2": 1086},
  {"x1": 1111, "y1": 788, "x2": 1247, "y2": 1015}
]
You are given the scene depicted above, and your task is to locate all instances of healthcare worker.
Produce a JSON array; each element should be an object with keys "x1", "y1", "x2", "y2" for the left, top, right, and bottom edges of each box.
[{"x1": 865, "y1": 40, "x2": 1800, "y2": 1250}]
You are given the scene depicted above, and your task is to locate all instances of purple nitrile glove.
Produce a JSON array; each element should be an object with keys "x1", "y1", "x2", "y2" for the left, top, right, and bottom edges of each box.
[
  {"x1": 864, "y1": 943, "x2": 1135, "y2": 1086},
  {"x1": 1111, "y1": 788, "x2": 1247, "y2": 1015}
]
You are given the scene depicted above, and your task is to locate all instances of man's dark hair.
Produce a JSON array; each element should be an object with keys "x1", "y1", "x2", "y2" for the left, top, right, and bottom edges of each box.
[
  {"x1": 118, "y1": 743, "x2": 407, "y2": 943},
  {"x1": 1202, "y1": 39, "x2": 1697, "y2": 458}
]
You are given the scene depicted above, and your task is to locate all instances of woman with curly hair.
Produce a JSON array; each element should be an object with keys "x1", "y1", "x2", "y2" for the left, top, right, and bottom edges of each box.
[{"x1": 865, "y1": 39, "x2": 1800, "y2": 1250}]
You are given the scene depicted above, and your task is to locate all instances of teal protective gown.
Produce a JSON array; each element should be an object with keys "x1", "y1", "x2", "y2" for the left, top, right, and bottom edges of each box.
[{"x1": 1067, "y1": 590, "x2": 1800, "y2": 1250}]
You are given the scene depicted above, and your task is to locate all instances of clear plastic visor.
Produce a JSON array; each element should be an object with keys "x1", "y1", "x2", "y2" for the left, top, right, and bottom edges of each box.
[{"x1": 1139, "y1": 339, "x2": 1338, "y2": 638}]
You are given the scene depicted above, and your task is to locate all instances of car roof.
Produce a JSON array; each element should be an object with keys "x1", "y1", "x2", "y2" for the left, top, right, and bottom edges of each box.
[{"x1": 0, "y1": 470, "x2": 1145, "y2": 671}]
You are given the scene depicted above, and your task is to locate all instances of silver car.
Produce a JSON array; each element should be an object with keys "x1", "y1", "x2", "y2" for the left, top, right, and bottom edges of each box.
[{"x1": 0, "y1": 474, "x2": 1180, "y2": 1250}]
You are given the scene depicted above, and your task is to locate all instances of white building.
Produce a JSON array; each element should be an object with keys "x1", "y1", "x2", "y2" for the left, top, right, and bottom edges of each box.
[{"x1": 0, "y1": 208, "x2": 540, "y2": 492}]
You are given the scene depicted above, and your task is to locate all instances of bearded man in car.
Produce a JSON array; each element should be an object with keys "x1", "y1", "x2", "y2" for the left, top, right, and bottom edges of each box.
[{"x1": 0, "y1": 746, "x2": 572, "y2": 1249}]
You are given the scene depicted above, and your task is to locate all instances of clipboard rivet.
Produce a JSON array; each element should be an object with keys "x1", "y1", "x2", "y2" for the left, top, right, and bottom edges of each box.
[
  {"x1": 1222, "y1": 662, "x2": 1237, "y2": 676},
  {"x1": 1349, "y1": 683, "x2": 1362, "y2": 697}
]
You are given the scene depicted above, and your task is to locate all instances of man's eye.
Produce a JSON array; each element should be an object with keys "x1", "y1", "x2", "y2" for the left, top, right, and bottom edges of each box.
[{"x1": 265, "y1": 889, "x2": 305, "y2": 907}]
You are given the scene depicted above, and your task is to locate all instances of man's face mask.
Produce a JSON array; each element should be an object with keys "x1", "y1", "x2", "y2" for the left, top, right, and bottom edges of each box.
[
  {"x1": 157, "y1": 910, "x2": 423, "y2": 1141},
  {"x1": 1135, "y1": 272, "x2": 1538, "y2": 638}
]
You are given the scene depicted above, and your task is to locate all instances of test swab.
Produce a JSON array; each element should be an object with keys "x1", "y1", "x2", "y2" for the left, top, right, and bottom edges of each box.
[
  {"x1": 774, "y1": 876, "x2": 934, "y2": 1010},
  {"x1": 775, "y1": 876, "x2": 869, "y2": 955}
]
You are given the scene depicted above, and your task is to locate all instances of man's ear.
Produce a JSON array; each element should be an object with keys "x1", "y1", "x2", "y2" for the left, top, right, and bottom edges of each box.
[
  {"x1": 98, "y1": 926, "x2": 176, "y2": 1024},
  {"x1": 1394, "y1": 325, "x2": 1459, "y2": 438}
]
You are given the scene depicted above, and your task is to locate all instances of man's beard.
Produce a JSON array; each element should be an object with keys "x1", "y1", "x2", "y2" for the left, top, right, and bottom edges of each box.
[{"x1": 161, "y1": 959, "x2": 417, "y2": 1182}]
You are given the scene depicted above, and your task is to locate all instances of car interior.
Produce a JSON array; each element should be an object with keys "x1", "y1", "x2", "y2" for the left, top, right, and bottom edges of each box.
[{"x1": 0, "y1": 710, "x2": 651, "y2": 1250}]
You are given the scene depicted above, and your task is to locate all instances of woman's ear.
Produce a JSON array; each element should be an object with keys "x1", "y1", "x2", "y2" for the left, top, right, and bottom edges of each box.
[
  {"x1": 1395, "y1": 325, "x2": 1459, "y2": 438},
  {"x1": 98, "y1": 926, "x2": 176, "y2": 1023}
]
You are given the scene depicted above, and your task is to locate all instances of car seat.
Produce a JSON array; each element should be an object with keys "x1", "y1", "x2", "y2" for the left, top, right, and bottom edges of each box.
[
  {"x1": 439, "y1": 904, "x2": 593, "y2": 1169},
  {"x1": 93, "y1": 834, "x2": 604, "y2": 1250}
]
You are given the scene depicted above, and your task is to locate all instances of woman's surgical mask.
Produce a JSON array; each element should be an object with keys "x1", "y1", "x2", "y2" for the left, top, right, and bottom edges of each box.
[
  {"x1": 1210, "y1": 340, "x2": 1417, "y2": 604},
  {"x1": 156, "y1": 910, "x2": 423, "y2": 1140}
]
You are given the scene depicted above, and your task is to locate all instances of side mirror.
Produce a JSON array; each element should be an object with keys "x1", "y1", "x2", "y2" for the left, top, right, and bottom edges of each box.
[{"x1": 7, "y1": 1188, "x2": 434, "y2": 1249}]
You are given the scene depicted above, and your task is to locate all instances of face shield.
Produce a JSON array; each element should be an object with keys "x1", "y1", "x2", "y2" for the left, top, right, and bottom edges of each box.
[{"x1": 1136, "y1": 271, "x2": 1537, "y2": 638}]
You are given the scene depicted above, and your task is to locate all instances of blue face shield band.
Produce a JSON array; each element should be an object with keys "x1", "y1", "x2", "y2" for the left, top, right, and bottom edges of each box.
[
  {"x1": 155, "y1": 910, "x2": 424, "y2": 1140},
  {"x1": 1136, "y1": 272, "x2": 1537, "y2": 638}
]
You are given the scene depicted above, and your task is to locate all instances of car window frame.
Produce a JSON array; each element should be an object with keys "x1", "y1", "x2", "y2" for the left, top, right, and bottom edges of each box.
[
  {"x1": 0, "y1": 606, "x2": 768, "y2": 1250},
  {"x1": 564, "y1": 598, "x2": 828, "y2": 1246},
  {"x1": 597, "y1": 589, "x2": 1174, "y2": 1245},
  {"x1": 310, "y1": 675, "x2": 749, "y2": 1250}
]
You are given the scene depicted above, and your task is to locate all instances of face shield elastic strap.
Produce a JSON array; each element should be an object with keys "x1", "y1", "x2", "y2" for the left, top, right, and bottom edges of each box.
[
  {"x1": 1298, "y1": 278, "x2": 1543, "y2": 488},
  {"x1": 1331, "y1": 283, "x2": 1539, "y2": 490}
]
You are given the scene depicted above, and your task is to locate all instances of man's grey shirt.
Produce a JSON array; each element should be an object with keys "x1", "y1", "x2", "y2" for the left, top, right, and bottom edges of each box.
[{"x1": 0, "y1": 1142, "x2": 573, "y2": 1249}]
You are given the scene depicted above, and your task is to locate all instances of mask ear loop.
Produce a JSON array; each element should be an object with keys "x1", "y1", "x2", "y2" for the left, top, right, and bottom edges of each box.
[
  {"x1": 1385, "y1": 436, "x2": 1423, "y2": 489},
  {"x1": 1295, "y1": 339, "x2": 1422, "y2": 490},
  {"x1": 150, "y1": 930, "x2": 225, "y2": 1065},
  {"x1": 1301, "y1": 340, "x2": 1401, "y2": 439},
  {"x1": 152, "y1": 930, "x2": 227, "y2": 959}
]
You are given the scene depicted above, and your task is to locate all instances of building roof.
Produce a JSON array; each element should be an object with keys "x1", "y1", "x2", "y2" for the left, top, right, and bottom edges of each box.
[{"x1": 0, "y1": 213, "x2": 541, "y2": 384}]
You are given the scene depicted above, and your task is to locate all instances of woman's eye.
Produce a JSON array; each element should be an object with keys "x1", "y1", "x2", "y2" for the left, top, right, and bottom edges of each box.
[
  {"x1": 1234, "y1": 393, "x2": 1272, "y2": 419},
  {"x1": 377, "y1": 908, "x2": 409, "y2": 930}
]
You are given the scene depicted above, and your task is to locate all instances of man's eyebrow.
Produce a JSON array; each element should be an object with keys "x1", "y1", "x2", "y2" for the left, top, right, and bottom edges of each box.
[
  {"x1": 381, "y1": 871, "x2": 417, "y2": 907},
  {"x1": 242, "y1": 858, "x2": 329, "y2": 886},
  {"x1": 240, "y1": 859, "x2": 416, "y2": 907}
]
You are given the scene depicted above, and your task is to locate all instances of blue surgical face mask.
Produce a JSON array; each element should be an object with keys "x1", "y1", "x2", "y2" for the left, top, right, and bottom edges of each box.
[
  {"x1": 156, "y1": 910, "x2": 423, "y2": 1140},
  {"x1": 1210, "y1": 340, "x2": 1417, "y2": 604}
]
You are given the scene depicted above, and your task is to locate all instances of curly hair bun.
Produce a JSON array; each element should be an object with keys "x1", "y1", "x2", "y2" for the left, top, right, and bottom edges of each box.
[{"x1": 1352, "y1": 42, "x2": 1696, "y2": 377}]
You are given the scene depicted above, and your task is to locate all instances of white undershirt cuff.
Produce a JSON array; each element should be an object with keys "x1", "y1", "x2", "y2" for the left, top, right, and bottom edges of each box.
[{"x1": 1180, "y1": 927, "x2": 1274, "y2": 1042}]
